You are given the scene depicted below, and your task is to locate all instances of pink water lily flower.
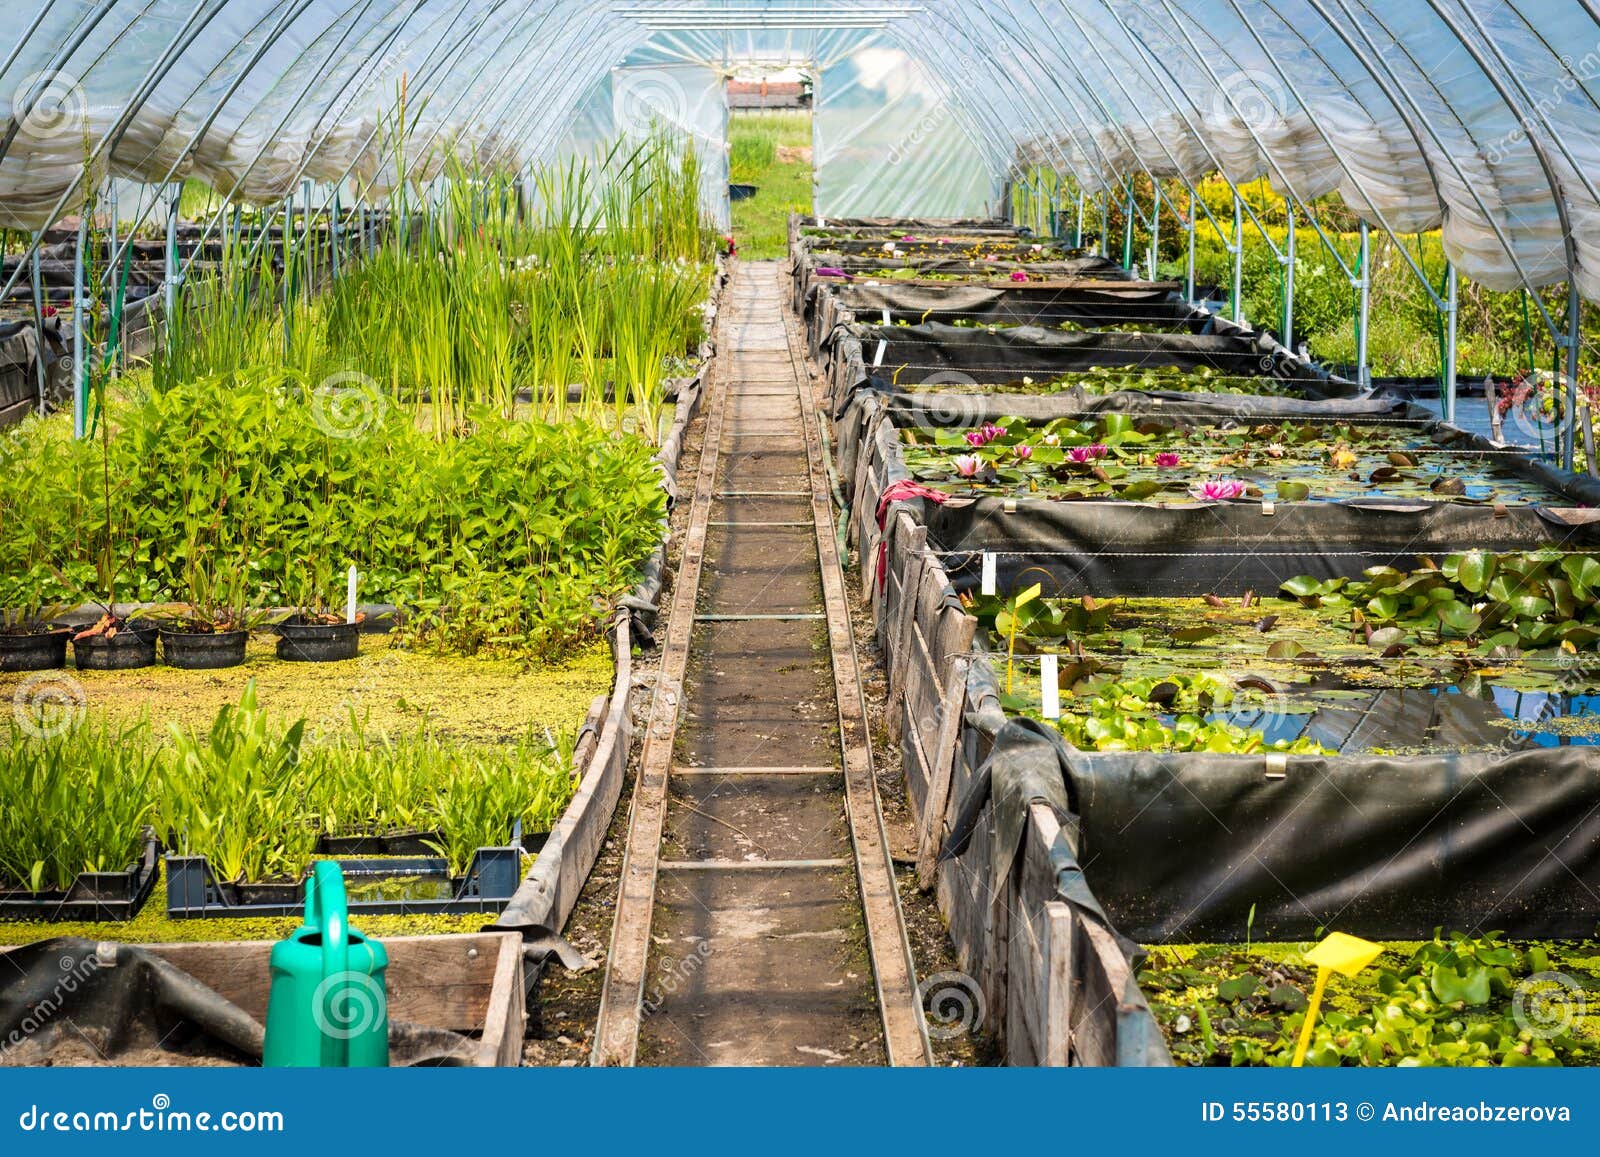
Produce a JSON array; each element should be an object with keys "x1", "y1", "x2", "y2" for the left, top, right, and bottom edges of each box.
[
  {"x1": 1013, "y1": 444, "x2": 1033, "y2": 461},
  {"x1": 964, "y1": 430, "x2": 988, "y2": 448},
  {"x1": 955, "y1": 455, "x2": 982, "y2": 478},
  {"x1": 1010, "y1": 270, "x2": 1028, "y2": 282},
  {"x1": 1192, "y1": 478, "x2": 1248, "y2": 501},
  {"x1": 1067, "y1": 443, "x2": 1109, "y2": 464},
  {"x1": 902, "y1": 234, "x2": 919, "y2": 242},
  {"x1": 1154, "y1": 452, "x2": 1183, "y2": 469}
]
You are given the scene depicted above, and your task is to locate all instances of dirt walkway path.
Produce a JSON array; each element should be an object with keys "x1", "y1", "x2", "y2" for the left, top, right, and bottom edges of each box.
[{"x1": 590, "y1": 262, "x2": 929, "y2": 1066}]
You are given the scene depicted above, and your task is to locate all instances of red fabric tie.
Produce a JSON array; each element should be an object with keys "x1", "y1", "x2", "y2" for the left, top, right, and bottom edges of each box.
[{"x1": 874, "y1": 481, "x2": 949, "y2": 592}]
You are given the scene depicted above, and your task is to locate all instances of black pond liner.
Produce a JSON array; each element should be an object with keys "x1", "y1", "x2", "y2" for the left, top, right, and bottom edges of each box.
[
  {"x1": 729, "y1": 182, "x2": 759, "y2": 202},
  {"x1": 164, "y1": 846, "x2": 523, "y2": 918},
  {"x1": 821, "y1": 279, "x2": 1203, "y2": 332},
  {"x1": 819, "y1": 320, "x2": 1399, "y2": 429},
  {"x1": 866, "y1": 412, "x2": 1600, "y2": 596},
  {"x1": 955, "y1": 658, "x2": 1600, "y2": 944},
  {"x1": 275, "y1": 618, "x2": 360, "y2": 662},
  {"x1": 160, "y1": 628, "x2": 247, "y2": 670},
  {"x1": 0, "y1": 835, "x2": 160, "y2": 922},
  {"x1": 71, "y1": 623, "x2": 159, "y2": 670},
  {"x1": 0, "y1": 627, "x2": 70, "y2": 672},
  {"x1": 800, "y1": 239, "x2": 1078, "y2": 261},
  {"x1": 796, "y1": 214, "x2": 1021, "y2": 233}
]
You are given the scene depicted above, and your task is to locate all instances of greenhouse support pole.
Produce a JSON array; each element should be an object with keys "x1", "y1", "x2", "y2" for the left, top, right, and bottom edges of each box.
[
  {"x1": 1565, "y1": 282, "x2": 1586, "y2": 474},
  {"x1": 72, "y1": 215, "x2": 87, "y2": 440},
  {"x1": 29, "y1": 246, "x2": 46, "y2": 415},
  {"x1": 1186, "y1": 191, "x2": 1196, "y2": 304},
  {"x1": 1148, "y1": 184, "x2": 1160, "y2": 281},
  {"x1": 330, "y1": 183, "x2": 341, "y2": 280},
  {"x1": 1283, "y1": 198, "x2": 1295, "y2": 350},
  {"x1": 1122, "y1": 184, "x2": 1135, "y2": 270},
  {"x1": 107, "y1": 183, "x2": 118, "y2": 365},
  {"x1": 1357, "y1": 221, "x2": 1372, "y2": 388},
  {"x1": 1074, "y1": 190, "x2": 1084, "y2": 248},
  {"x1": 1444, "y1": 263, "x2": 1458, "y2": 424},
  {"x1": 302, "y1": 179, "x2": 314, "y2": 292},
  {"x1": 1231, "y1": 193, "x2": 1244, "y2": 324},
  {"x1": 164, "y1": 183, "x2": 182, "y2": 354}
]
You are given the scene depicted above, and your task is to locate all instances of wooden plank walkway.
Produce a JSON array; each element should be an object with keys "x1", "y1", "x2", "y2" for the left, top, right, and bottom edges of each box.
[{"x1": 591, "y1": 262, "x2": 930, "y2": 1066}]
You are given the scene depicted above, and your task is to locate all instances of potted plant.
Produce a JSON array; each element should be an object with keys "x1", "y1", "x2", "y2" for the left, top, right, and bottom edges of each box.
[
  {"x1": 156, "y1": 554, "x2": 286, "y2": 670},
  {"x1": 276, "y1": 561, "x2": 361, "y2": 662},
  {"x1": 0, "y1": 567, "x2": 71, "y2": 672}
]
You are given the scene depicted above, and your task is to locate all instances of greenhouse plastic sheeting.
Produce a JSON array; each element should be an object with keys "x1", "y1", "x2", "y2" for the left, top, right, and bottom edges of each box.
[{"x1": 4, "y1": 3, "x2": 1599, "y2": 301}]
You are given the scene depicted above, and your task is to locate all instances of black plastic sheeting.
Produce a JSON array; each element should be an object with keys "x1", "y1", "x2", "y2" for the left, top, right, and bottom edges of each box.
[
  {"x1": 1065, "y1": 746, "x2": 1600, "y2": 942},
  {"x1": 823, "y1": 281, "x2": 1200, "y2": 331},
  {"x1": 938, "y1": 716, "x2": 1170, "y2": 1065},
  {"x1": 953, "y1": 659, "x2": 1600, "y2": 944},
  {"x1": 797, "y1": 215, "x2": 1023, "y2": 233},
  {"x1": 0, "y1": 938, "x2": 489, "y2": 1066},
  {"x1": 849, "y1": 320, "x2": 1321, "y2": 383},
  {"x1": 0, "y1": 939, "x2": 262, "y2": 1064}
]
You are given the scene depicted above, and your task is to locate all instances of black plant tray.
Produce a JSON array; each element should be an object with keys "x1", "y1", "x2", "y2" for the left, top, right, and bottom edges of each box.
[
  {"x1": 163, "y1": 847, "x2": 524, "y2": 919},
  {"x1": 0, "y1": 836, "x2": 160, "y2": 923},
  {"x1": 316, "y1": 828, "x2": 548, "y2": 857}
]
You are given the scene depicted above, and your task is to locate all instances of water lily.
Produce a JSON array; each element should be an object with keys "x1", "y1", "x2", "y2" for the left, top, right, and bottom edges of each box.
[
  {"x1": 1067, "y1": 443, "x2": 1109, "y2": 464},
  {"x1": 1031, "y1": 243, "x2": 1043, "y2": 253},
  {"x1": 1154, "y1": 452, "x2": 1182, "y2": 468},
  {"x1": 902, "y1": 234, "x2": 919, "y2": 242},
  {"x1": 882, "y1": 241, "x2": 898, "y2": 253},
  {"x1": 955, "y1": 455, "x2": 981, "y2": 478},
  {"x1": 1010, "y1": 270, "x2": 1028, "y2": 282},
  {"x1": 964, "y1": 430, "x2": 989, "y2": 448},
  {"x1": 1192, "y1": 478, "x2": 1248, "y2": 501},
  {"x1": 1013, "y1": 445, "x2": 1033, "y2": 461},
  {"x1": 1041, "y1": 432, "x2": 1061, "y2": 447}
]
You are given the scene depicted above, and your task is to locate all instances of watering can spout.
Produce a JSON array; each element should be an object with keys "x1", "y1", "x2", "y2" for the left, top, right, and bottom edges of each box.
[{"x1": 263, "y1": 862, "x2": 389, "y2": 1067}]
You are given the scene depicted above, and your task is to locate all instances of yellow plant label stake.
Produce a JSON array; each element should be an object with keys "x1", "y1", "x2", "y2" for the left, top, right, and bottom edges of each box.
[{"x1": 1291, "y1": 932, "x2": 1383, "y2": 1067}]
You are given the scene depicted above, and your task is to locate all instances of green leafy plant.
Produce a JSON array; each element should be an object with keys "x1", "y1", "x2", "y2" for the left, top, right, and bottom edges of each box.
[{"x1": 0, "y1": 720, "x2": 158, "y2": 893}]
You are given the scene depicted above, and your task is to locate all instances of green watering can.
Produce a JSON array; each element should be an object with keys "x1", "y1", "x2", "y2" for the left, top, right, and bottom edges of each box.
[{"x1": 263, "y1": 861, "x2": 389, "y2": 1067}]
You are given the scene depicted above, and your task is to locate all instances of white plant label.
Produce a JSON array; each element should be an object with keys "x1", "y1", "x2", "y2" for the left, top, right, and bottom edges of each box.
[
  {"x1": 1040, "y1": 653, "x2": 1060, "y2": 719},
  {"x1": 981, "y1": 552, "x2": 997, "y2": 595},
  {"x1": 882, "y1": 308, "x2": 891, "y2": 325},
  {"x1": 873, "y1": 340, "x2": 887, "y2": 368}
]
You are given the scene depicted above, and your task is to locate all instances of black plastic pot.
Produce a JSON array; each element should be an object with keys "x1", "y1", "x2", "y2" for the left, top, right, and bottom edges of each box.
[
  {"x1": 729, "y1": 182, "x2": 759, "y2": 202},
  {"x1": 276, "y1": 618, "x2": 360, "y2": 662},
  {"x1": 160, "y1": 627, "x2": 248, "y2": 670},
  {"x1": 71, "y1": 623, "x2": 159, "y2": 671},
  {"x1": 0, "y1": 627, "x2": 70, "y2": 672}
]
